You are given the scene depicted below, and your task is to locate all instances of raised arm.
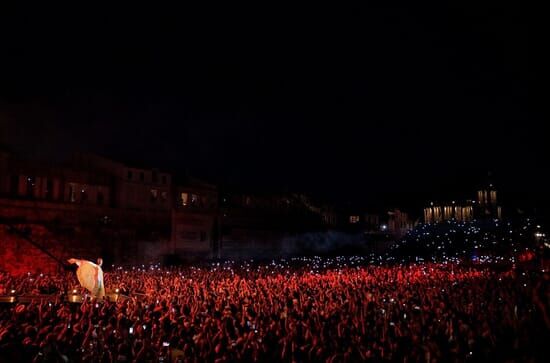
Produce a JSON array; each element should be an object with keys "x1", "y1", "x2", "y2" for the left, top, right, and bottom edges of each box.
[{"x1": 67, "y1": 258, "x2": 82, "y2": 266}]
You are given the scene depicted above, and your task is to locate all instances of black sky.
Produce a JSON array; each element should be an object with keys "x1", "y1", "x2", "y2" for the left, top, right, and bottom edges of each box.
[{"x1": 0, "y1": 3, "x2": 540, "y2": 212}]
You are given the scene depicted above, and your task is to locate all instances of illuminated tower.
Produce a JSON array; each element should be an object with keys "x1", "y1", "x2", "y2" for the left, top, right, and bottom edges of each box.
[{"x1": 476, "y1": 174, "x2": 502, "y2": 219}]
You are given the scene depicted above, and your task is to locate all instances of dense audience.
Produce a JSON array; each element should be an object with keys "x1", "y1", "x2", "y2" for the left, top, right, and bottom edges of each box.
[
  {"x1": 1, "y1": 257, "x2": 549, "y2": 362},
  {"x1": 390, "y1": 218, "x2": 544, "y2": 264}
]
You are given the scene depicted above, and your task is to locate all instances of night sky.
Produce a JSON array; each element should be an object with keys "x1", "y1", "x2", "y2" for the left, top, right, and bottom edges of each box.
[{"x1": 0, "y1": 4, "x2": 540, "y2": 213}]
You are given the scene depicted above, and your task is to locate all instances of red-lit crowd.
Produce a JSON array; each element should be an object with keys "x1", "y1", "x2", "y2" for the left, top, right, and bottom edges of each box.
[{"x1": 1, "y1": 260, "x2": 549, "y2": 362}]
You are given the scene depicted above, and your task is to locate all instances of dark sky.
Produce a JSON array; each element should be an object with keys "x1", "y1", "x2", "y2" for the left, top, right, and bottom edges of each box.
[{"x1": 0, "y1": 3, "x2": 540, "y2": 212}]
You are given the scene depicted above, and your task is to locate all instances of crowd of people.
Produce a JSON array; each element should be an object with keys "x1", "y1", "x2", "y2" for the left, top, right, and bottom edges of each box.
[
  {"x1": 1, "y1": 257, "x2": 549, "y2": 362},
  {"x1": 389, "y1": 218, "x2": 545, "y2": 264}
]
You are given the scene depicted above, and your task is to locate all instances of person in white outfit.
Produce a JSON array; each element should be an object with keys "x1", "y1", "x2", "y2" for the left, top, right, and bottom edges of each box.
[{"x1": 67, "y1": 257, "x2": 105, "y2": 299}]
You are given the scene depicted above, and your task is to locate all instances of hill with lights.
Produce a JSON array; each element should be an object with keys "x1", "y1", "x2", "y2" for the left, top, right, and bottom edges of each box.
[{"x1": 387, "y1": 218, "x2": 546, "y2": 264}]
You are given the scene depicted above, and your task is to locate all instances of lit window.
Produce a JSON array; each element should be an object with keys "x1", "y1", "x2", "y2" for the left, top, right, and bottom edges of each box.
[
  {"x1": 349, "y1": 216, "x2": 360, "y2": 224},
  {"x1": 181, "y1": 192, "x2": 188, "y2": 206},
  {"x1": 150, "y1": 189, "x2": 158, "y2": 202},
  {"x1": 68, "y1": 183, "x2": 76, "y2": 202}
]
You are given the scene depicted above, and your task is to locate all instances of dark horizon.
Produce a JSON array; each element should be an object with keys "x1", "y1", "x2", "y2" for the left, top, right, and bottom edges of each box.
[{"x1": 0, "y1": 3, "x2": 540, "y2": 213}]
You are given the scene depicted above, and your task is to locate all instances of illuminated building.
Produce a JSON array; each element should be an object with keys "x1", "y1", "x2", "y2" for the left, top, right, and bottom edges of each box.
[
  {"x1": 423, "y1": 182, "x2": 502, "y2": 224},
  {"x1": 171, "y1": 178, "x2": 219, "y2": 258},
  {"x1": 476, "y1": 183, "x2": 502, "y2": 219}
]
